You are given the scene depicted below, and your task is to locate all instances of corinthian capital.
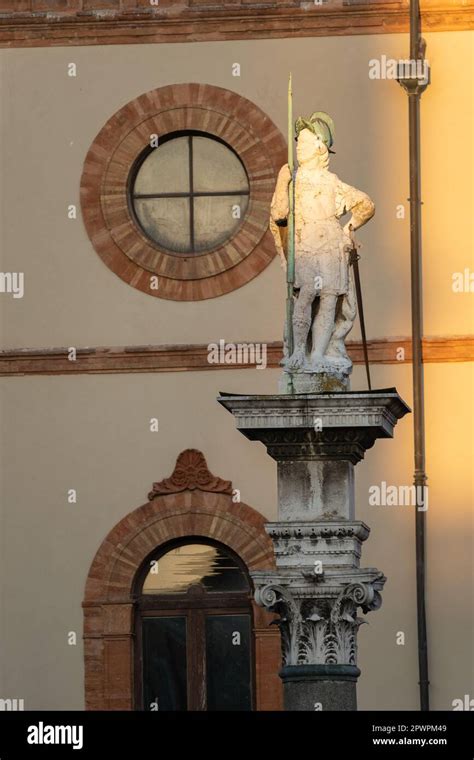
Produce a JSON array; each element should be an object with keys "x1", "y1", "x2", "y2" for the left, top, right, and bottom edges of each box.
[{"x1": 253, "y1": 576, "x2": 385, "y2": 668}]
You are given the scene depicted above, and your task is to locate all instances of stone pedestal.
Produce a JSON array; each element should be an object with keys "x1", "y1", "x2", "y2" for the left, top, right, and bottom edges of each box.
[
  {"x1": 279, "y1": 367, "x2": 351, "y2": 394},
  {"x1": 218, "y1": 389, "x2": 410, "y2": 711}
]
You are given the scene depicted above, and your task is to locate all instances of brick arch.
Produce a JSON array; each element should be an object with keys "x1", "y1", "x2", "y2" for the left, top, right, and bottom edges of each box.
[{"x1": 83, "y1": 449, "x2": 282, "y2": 710}]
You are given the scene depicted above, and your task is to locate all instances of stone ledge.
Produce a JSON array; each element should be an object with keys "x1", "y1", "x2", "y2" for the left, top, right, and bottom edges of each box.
[
  {"x1": 218, "y1": 390, "x2": 410, "y2": 462},
  {"x1": 0, "y1": 336, "x2": 471, "y2": 376}
]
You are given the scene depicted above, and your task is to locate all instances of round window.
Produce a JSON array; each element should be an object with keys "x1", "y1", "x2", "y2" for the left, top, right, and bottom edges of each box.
[{"x1": 129, "y1": 131, "x2": 250, "y2": 255}]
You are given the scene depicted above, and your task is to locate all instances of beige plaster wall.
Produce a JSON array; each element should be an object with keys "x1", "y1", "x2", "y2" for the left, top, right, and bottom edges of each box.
[
  {"x1": 0, "y1": 360, "x2": 472, "y2": 709},
  {"x1": 0, "y1": 31, "x2": 472, "y2": 712},
  {"x1": 0, "y1": 32, "x2": 473, "y2": 349}
]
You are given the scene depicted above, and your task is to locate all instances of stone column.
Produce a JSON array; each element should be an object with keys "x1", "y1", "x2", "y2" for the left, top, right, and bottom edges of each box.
[{"x1": 218, "y1": 390, "x2": 409, "y2": 711}]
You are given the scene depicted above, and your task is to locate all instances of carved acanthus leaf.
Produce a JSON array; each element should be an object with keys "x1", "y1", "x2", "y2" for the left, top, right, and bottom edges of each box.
[
  {"x1": 254, "y1": 578, "x2": 384, "y2": 667},
  {"x1": 148, "y1": 449, "x2": 232, "y2": 498}
]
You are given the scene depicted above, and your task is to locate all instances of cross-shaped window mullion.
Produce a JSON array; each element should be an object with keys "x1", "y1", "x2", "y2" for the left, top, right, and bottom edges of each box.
[
  {"x1": 189, "y1": 135, "x2": 195, "y2": 252},
  {"x1": 131, "y1": 134, "x2": 250, "y2": 254},
  {"x1": 132, "y1": 191, "x2": 250, "y2": 199}
]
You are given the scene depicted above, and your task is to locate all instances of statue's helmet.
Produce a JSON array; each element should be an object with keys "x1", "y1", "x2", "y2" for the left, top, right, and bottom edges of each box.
[{"x1": 295, "y1": 111, "x2": 335, "y2": 153}]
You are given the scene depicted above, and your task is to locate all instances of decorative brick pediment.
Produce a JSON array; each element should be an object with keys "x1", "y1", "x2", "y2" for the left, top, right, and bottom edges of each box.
[{"x1": 148, "y1": 449, "x2": 232, "y2": 498}]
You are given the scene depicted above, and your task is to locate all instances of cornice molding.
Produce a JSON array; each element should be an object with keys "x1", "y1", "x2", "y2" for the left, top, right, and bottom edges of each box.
[
  {"x1": 0, "y1": 335, "x2": 472, "y2": 377},
  {"x1": 0, "y1": 4, "x2": 473, "y2": 49}
]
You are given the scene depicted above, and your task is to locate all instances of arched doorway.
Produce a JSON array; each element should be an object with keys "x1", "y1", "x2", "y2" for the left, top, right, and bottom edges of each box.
[
  {"x1": 135, "y1": 538, "x2": 254, "y2": 711},
  {"x1": 83, "y1": 449, "x2": 282, "y2": 711}
]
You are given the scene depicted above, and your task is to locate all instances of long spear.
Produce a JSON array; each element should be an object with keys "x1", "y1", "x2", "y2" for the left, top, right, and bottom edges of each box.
[{"x1": 286, "y1": 74, "x2": 295, "y2": 364}]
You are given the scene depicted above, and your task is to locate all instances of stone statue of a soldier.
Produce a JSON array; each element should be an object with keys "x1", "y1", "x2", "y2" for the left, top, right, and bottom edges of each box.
[{"x1": 270, "y1": 112, "x2": 375, "y2": 391}]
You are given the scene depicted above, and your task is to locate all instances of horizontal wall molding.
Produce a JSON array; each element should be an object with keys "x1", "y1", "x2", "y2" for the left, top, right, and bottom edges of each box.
[
  {"x1": 0, "y1": 336, "x2": 472, "y2": 377},
  {"x1": 0, "y1": 3, "x2": 473, "y2": 49}
]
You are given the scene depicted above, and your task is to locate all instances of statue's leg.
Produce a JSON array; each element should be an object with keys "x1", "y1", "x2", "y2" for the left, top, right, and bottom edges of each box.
[
  {"x1": 310, "y1": 294, "x2": 338, "y2": 362},
  {"x1": 287, "y1": 286, "x2": 313, "y2": 369}
]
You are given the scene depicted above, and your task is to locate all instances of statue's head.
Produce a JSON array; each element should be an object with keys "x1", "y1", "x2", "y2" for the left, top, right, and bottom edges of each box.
[
  {"x1": 296, "y1": 128, "x2": 329, "y2": 165},
  {"x1": 295, "y1": 111, "x2": 335, "y2": 166}
]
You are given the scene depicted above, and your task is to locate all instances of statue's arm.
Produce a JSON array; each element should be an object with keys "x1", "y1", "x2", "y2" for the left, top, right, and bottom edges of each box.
[
  {"x1": 271, "y1": 163, "x2": 291, "y2": 223},
  {"x1": 270, "y1": 164, "x2": 291, "y2": 267},
  {"x1": 336, "y1": 180, "x2": 375, "y2": 234}
]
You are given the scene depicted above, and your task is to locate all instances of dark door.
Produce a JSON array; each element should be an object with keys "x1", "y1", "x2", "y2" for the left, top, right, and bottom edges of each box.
[{"x1": 135, "y1": 541, "x2": 254, "y2": 711}]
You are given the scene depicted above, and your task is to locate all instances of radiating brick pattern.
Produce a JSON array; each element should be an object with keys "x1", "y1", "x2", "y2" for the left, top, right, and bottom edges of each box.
[{"x1": 80, "y1": 83, "x2": 286, "y2": 300}]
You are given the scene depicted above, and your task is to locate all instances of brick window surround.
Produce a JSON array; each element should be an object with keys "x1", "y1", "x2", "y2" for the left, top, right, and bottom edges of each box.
[
  {"x1": 80, "y1": 84, "x2": 286, "y2": 300},
  {"x1": 83, "y1": 449, "x2": 283, "y2": 710}
]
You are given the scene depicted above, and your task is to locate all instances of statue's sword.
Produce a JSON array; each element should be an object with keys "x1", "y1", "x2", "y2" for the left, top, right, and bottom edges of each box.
[{"x1": 349, "y1": 241, "x2": 372, "y2": 390}]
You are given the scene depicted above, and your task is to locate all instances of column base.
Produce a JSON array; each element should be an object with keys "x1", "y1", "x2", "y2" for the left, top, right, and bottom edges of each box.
[{"x1": 280, "y1": 665, "x2": 360, "y2": 711}]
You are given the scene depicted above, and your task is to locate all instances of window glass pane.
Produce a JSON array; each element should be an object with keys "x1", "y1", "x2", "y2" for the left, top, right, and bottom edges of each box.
[
  {"x1": 142, "y1": 544, "x2": 249, "y2": 595},
  {"x1": 192, "y1": 136, "x2": 249, "y2": 193},
  {"x1": 134, "y1": 137, "x2": 190, "y2": 195},
  {"x1": 133, "y1": 198, "x2": 191, "y2": 252},
  {"x1": 193, "y1": 194, "x2": 249, "y2": 252},
  {"x1": 131, "y1": 133, "x2": 249, "y2": 254},
  {"x1": 142, "y1": 617, "x2": 187, "y2": 711},
  {"x1": 206, "y1": 615, "x2": 252, "y2": 711}
]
